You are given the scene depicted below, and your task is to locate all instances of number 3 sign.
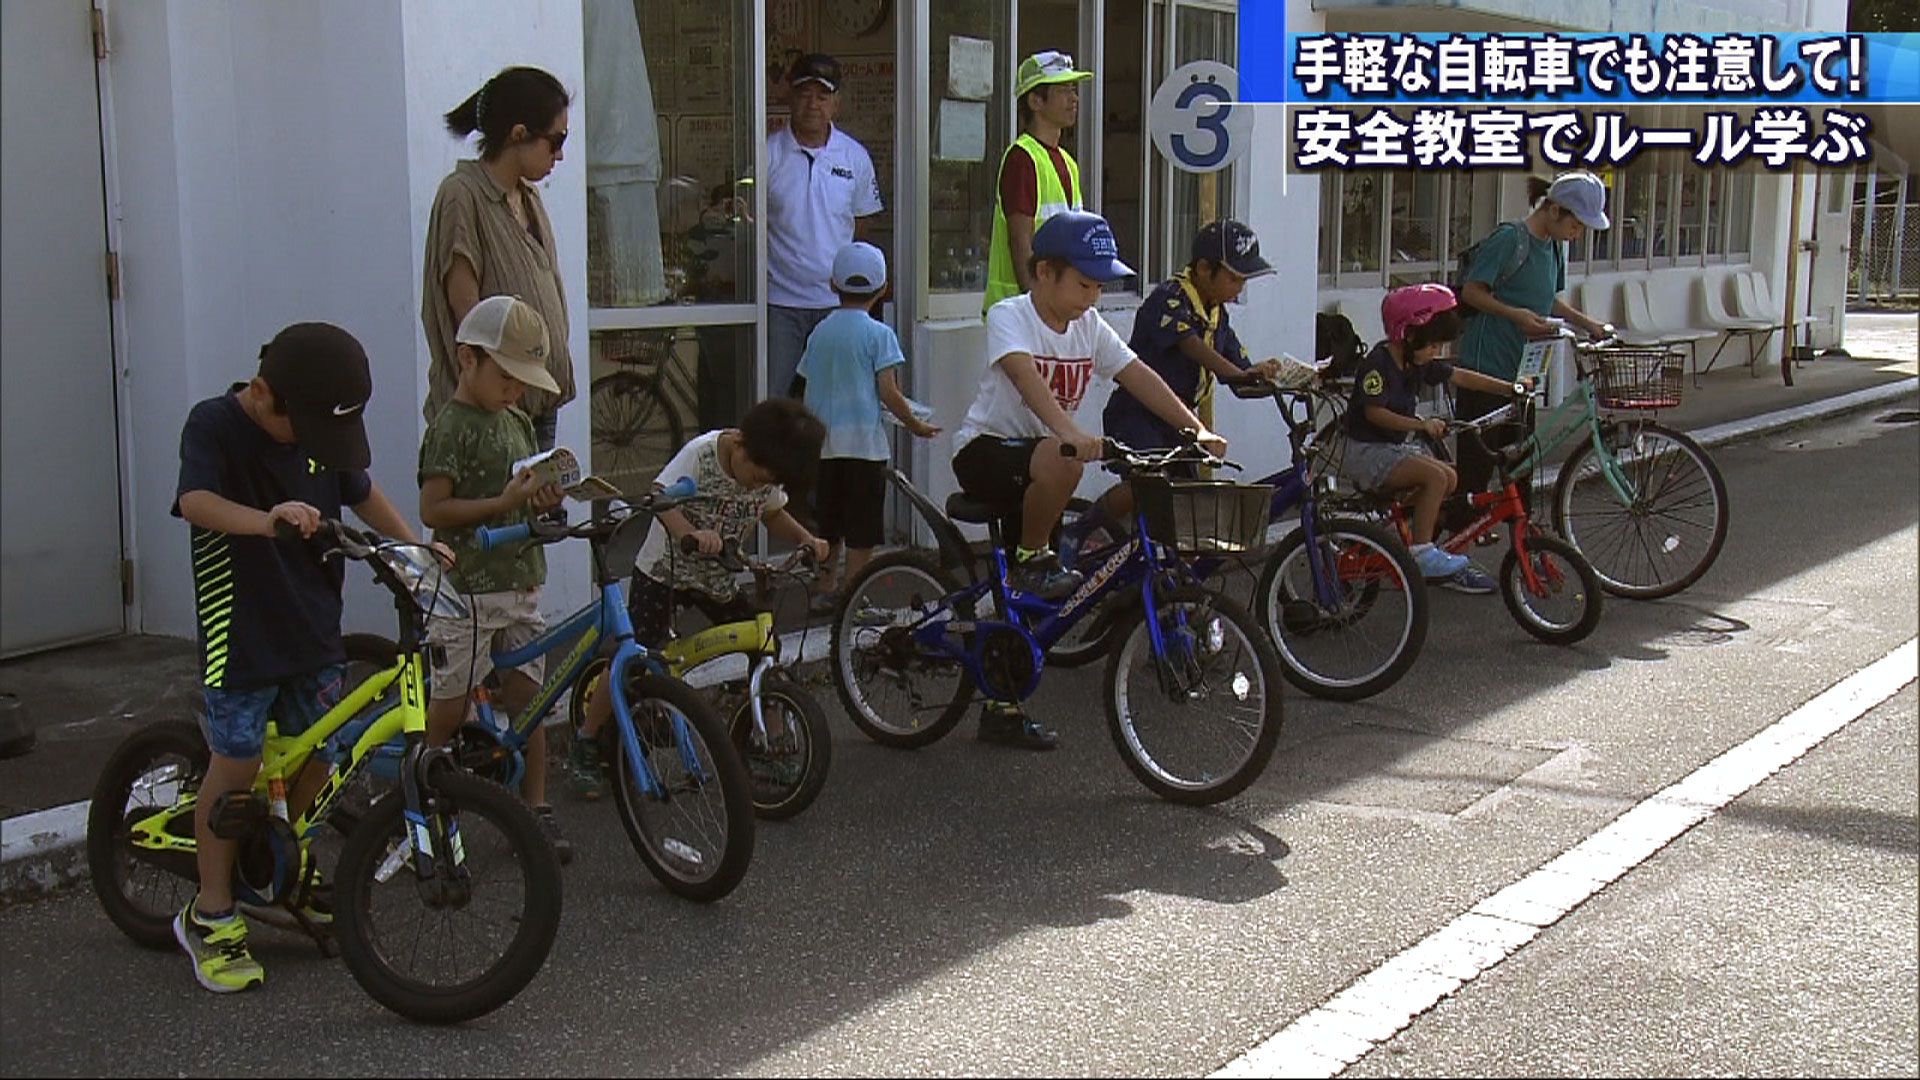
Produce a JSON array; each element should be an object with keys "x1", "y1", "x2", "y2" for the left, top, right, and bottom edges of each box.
[{"x1": 1149, "y1": 60, "x2": 1250, "y2": 174}]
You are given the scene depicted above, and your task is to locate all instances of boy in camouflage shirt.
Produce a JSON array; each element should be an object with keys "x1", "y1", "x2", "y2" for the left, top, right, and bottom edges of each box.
[{"x1": 417, "y1": 295, "x2": 573, "y2": 861}]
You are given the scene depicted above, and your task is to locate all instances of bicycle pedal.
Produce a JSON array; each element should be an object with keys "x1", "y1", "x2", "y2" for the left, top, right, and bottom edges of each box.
[{"x1": 207, "y1": 791, "x2": 269, "y2": 840}]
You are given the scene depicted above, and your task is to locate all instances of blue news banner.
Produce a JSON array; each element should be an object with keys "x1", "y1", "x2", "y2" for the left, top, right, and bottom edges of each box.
[{"x1": 1229, "y1": 19, "x2": 1920, "y2": 171}]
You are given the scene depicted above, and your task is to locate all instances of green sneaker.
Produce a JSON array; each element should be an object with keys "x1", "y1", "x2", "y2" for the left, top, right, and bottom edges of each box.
[
  {"x1": 174, "y1": 899, "x2": 265, "y2": 993},
  {"x1": 568, "y1": 734, "x2": 606, "y2": 801}
]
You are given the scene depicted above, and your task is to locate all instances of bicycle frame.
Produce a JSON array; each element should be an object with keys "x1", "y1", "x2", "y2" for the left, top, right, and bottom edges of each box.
[
  {"x1": 476, "y1": 580, "x2": 692, "y2": 800},
  {"x1": 904, "y1": 493, "x2": 1196, "y2": 704},
  {"x1": 1489, "y1": 339, "x2": 1643, "y2": 508}
]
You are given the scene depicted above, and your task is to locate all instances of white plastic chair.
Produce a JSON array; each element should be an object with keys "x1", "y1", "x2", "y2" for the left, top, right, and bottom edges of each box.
[
  {"x1": 1619, "y1": 278, "x2": 1715, "y2": 386},
  {"x1": 1695, "y1": 275, "x2": 1773, "y2": 379}
]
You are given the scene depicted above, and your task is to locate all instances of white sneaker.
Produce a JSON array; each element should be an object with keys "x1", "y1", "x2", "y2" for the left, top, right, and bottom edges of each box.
[{"x1": 1413, "y1": 544, "x2": 1470, "y2": 579}]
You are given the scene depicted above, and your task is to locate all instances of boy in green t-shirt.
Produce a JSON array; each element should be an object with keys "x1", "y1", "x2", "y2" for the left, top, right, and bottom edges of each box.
[{"x1": 418, "y1": 295, "x2": 572, "y2": 861}]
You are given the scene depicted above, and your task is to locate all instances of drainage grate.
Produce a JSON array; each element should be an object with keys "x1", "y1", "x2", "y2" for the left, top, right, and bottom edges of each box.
[{"x1": 1875, "y1": 410, "x2": 1920, "y2": 424}]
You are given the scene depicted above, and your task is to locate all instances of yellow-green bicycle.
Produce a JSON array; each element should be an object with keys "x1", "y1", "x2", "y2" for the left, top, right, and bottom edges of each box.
[{"x1": 86, "y1": 521, "x2": 563, "y2": 1024}]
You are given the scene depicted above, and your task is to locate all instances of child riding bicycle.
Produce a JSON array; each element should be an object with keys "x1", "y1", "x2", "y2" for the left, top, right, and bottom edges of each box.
[
  {"x1": 1069, "y1": 219, "x2": 1283, "y2": 559},
  {"x1": 416, "y1": 295, "x2": 575, "y2": 862},
  {"x1": 571, "y1": 398, "x2": 830, "y2": 797},
  {"x1": 172, "y1": 322, "x2": 445, "y2": 994},
  {"x1": 1335, "y1": 283, "x2": 1531, "y2": 593},
  {"x1": 949, "y1": 208, "x2": 1226, "y2": 750}
]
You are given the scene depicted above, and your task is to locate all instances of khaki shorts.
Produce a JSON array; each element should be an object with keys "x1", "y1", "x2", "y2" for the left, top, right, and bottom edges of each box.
[{"x1": 426, "y1": 588, "x2": 546, "y2": 701}]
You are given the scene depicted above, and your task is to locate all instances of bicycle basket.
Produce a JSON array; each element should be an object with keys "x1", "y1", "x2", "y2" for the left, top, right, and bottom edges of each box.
[
  {"x1": 1133, "y1": 475, "x2": 1275, "y2": 556},
  {"x1": 1591, "y1": 345, "x2": 1685, "y2": 410}
]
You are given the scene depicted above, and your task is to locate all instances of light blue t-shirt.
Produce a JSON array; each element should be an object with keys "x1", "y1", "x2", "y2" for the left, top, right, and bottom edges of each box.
[{"x1": 796, "y1": 307, "x2": 907, "y2": 461}]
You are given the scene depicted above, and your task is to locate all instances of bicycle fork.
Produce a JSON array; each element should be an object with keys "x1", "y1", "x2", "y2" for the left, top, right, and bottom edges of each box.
[{"x1": 379, "y1": 742, "x2": 471, "y2": 909}]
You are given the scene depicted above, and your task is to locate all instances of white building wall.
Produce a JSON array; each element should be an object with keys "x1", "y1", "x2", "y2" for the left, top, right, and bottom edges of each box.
[{"x1": 110, "y1": 0, "x2": 592, "y2": 640}]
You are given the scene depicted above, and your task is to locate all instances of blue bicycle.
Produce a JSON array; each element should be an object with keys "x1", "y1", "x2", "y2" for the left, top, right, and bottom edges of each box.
[
  {"x1": 1053, "y1": 379, "x2": 1430, "y2": 702},
  {"x1": 829, "y1": 440, "x2": 1286, "y2": 804},
  {"x1": 455, "y1": 478, "x2": 756, "y2": 902}
]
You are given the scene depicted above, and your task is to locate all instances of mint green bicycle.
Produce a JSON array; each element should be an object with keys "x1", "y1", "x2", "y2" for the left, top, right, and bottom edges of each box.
[{"x1": 1481, "y1": 331, "x2": 1729, "y2": 600}]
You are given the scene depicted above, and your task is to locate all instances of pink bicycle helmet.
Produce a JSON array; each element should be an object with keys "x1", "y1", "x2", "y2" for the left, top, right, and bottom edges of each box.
[{"x1": 1382, "y1": 283, "x2": 1458, "y2": 343}]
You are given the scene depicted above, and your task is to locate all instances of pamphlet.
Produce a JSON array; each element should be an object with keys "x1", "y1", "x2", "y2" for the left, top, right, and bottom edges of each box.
[
  {"x1": 882, "y1": 397, "x2": 937, "y2": 428},
  {"x1": 510, "y1": 447, "x2": 626, "y2": 501}
]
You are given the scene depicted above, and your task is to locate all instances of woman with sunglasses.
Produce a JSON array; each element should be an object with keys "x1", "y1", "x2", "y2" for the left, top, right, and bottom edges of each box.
[
  {"x1": 422, "y1": 67, "x2": 576, "y2": 451},
  {"x1": 1336, "y1": 283, "x2": 1532, "y2": 593}
]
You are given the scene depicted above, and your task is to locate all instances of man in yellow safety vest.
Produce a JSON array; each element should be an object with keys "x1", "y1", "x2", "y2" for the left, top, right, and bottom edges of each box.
[{"x1": 983, "y1": 50, "x2": 1095, "y2": 313}]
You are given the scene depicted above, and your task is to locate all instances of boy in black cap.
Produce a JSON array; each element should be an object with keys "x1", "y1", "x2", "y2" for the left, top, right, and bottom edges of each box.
[
  {"x1": 1072, "y1": 221, "x2": 1283, "y2": 558},
  {"x1": 171, "y1": 321, "x2": 444, "y2": 995}
]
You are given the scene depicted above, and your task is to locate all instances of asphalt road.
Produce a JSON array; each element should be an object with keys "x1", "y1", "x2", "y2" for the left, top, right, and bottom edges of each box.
[{"x1": 2, "y1": 411, "x2": 1915, "y2": 1078}]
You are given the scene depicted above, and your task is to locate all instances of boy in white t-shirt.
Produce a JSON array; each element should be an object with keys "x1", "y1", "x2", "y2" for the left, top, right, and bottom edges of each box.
[{"x1": 951, "y1": 209, "x2": 1226, "y2": 750}]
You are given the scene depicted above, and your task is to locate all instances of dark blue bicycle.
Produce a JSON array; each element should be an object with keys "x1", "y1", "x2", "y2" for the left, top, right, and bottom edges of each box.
[
  {"x1": 828, "y1": 440, "x2": 1286, "y2": 805},
  {"x1": 1053, "y1": 379, "x2": 1429, "y2": 702}
]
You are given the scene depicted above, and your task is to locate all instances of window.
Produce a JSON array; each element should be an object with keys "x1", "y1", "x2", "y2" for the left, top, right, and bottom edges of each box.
[
  {"x1": 583, "y1": 0, "x2": 759, "y2": 495},
  {"x1": 1316, "y1": 171, "x2": 1474, "y2": 289},
  {"x1": 1724, "y1": 171, "x2": 1754, "y2": 257},
  {"x1": 1387, "y1": 169, "x2": 1442, "y2": 286},
  {"x1": 928, "y1": 0, "x2": 1011, "y2": 296},
  {"x1": 1676, "y1": 170, "x2": 1704, "y2": 258}
]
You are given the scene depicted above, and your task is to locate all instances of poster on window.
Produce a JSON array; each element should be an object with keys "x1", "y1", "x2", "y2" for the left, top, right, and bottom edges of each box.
[
  {"x1": 838, "y1": 54, "x2": 895, "y2": 198},
  {"x1": 767, "y1": 0, "x2": 811, "y2": 110},
  {"x1": 675, "y1": 115, "x2": 739, "y2": 199},
  {"x1": 947, "y1": 36, "x2": 994, "y2": 100},
  {"x1": 677, "y1": 34, "x2": 732, "y2": 111}
]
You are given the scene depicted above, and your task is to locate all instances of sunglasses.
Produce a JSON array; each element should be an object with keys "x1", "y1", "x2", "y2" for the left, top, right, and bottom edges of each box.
[{"x1": 531, "y1": 126, "x2": 567, "y2": 152}]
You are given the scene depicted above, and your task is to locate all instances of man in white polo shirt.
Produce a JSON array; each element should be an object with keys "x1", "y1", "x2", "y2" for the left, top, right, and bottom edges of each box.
[{"x1": 767, "y1": 53, "x2": 884, "y2": 399}]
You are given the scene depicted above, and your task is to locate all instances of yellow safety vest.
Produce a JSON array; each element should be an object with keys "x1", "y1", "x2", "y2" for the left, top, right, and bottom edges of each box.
[{"x1": 984, "y1": 133, "x2": 1083, "y2": 313}]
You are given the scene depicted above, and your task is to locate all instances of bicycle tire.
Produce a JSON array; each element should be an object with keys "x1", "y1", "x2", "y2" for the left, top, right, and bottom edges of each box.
[
  {"x1": 1499, "y1": 533, "x2": 1605, "y2": 645},
  {"x1": 591, "y1": 370, "x2": 686, "y2": 490},
  {"x1": 87, "y1": 720, "x2": 209, "y2": 950},
  {"x1": 830, "y1": 550, "x2": 975, "y2": 748},
  {"x1": 608, "y1": 670, "x2": 755, "y2": 902},
  {"x1": 1103, "y1": 585, "x2": 1285, "y2": 805},
  {"x1": 333, "y1": 769, "x2": 562, "y2": 1024},
  {"x1": 727, "y1": 673, "x2": 832, "y2": 821},
  {"x1": 1256, "y1": 517, "x2": 1429, "y2": 701},
  {"x1": 1551, "y1": 420, "x2": 1728, "y2": 600}
]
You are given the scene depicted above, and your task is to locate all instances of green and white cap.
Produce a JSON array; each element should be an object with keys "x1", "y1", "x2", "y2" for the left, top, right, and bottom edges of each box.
[{"x1": 1016, "y1": 50, "x2": 1093, "y2": 99}]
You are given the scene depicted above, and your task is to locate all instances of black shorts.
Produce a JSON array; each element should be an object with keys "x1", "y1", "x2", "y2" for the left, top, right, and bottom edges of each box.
[
  {"x1": 951, "y1": 436, "x2": 1044, "y2": 506},
  {"x1": 815, "y1": 458, "x2": 888, "y2": 548}
]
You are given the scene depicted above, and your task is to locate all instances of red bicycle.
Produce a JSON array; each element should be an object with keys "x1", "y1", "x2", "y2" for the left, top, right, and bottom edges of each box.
[{"x1": 1336, "y1": 397, "x2": 1604, "y2": 646}]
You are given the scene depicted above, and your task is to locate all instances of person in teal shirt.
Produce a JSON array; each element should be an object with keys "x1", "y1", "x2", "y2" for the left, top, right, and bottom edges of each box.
[{"x1": 1453, "y1": 171, "x2": 1612, "y2": 529}]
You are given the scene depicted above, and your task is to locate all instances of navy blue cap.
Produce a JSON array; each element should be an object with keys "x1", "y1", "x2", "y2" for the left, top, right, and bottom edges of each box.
[
  {"x1": 1192, "y1": 219, "x2": 1273, "y2": 278},
  {"x1": 1033, "y1": 210, "x2": 1135, "y2": 283}
]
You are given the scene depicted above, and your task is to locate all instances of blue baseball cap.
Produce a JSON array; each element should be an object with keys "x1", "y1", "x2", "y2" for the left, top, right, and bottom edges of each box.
[{"x1": 1032, "y1": 210, "x2": 1135, "y2": 283}]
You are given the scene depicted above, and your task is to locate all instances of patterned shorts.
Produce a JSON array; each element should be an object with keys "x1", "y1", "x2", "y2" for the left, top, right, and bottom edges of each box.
[{"x1": 201, "y1": 663, "x2": 348, "y2": 761}]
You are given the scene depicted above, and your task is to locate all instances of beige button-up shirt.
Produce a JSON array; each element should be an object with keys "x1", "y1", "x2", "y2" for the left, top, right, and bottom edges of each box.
[{"x1": 421, "y1": 160, "x2": 576, "y2": 422}]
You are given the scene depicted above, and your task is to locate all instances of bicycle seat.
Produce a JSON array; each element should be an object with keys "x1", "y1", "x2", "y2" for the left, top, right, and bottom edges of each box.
[{"x1": 945, "y1": 492, "x2": 1020, "y2": 525}]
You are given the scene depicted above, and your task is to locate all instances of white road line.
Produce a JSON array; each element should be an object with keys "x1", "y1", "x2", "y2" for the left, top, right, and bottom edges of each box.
[{"x1": 1212, "y1": 637, "x2": 1919, "y2": 1080}]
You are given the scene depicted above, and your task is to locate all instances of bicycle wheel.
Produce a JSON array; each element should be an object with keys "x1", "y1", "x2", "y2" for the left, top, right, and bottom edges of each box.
[
  {"x1": 87, "y1": 720, "x2": 208, "y2": 949},
  {"x1": 1552, "y1": 420, "x2": 1728, "y2": 600},
  {"x1": 830, "y1": 551, "x2": 976, "y2": 748},
  {"x1": 1103, "y1": 585, "x2": 1284, "y2": 805},
  {"x1": 1500, "y1": 534, "x2": 1605, "y2": 645},
  {"x1": 333, "y1": 769, "x2": 562, "y2": 1024},
  {"x1": 591, "y1": 371, "x2": 685, "y2": 493},
  {"x1": 608, "y1": 670, "x2": 755, "y2": 902},
  {"x1": 1256, "y1": 517, "x2": 1429, "y2": 702},
  {"x1": 726, "y1": 673, "x2": 831, "y2": 821}
]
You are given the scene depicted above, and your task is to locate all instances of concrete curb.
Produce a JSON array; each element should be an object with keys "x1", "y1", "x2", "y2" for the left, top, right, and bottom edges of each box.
[{"x1": 4, "y1": 378, "x2": 1914, "y2": 908}]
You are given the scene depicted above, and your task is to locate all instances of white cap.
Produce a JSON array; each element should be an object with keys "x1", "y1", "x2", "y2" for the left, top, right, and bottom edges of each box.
[
  {"x1": 455, "y1": 295, "x2": 559, "y2": 393},
  {"x1": 831, "y1": 241, "x2": 888, "y2": 294}
]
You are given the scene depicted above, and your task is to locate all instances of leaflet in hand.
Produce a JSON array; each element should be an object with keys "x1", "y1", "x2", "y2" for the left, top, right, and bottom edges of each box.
[
  {"x1": 510, "y1": 447, "x2": 625, "y2": 501},
  {"x1": 883, "y1": 397, "x2": 938, "y2": 428}
]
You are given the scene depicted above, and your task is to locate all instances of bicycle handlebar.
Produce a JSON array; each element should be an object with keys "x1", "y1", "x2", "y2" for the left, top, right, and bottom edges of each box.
[
  {"x1": 678, "y1": 534, "x2": 819, "y2": 577},
  {"x1": 474, "y1": 475, "x2": 697, "y2": 552}
]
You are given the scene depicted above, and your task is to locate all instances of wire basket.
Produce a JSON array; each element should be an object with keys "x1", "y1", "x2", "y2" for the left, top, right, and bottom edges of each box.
[
  {"x1": 1133, "y1": 475, "x2": 1276, "y2": 556},
  {"x1": 1590, "y1": 345, "x2": 1685, "y2": 410}
]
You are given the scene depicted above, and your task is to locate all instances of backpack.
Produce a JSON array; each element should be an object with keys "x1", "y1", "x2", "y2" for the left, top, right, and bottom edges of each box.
[
  {"x1": 1451, "y1": 221, "x2": 1562, "y2": 317},
  {"x1": 1315, "y1": 311, "x2": 1366, "y2": 379}
]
